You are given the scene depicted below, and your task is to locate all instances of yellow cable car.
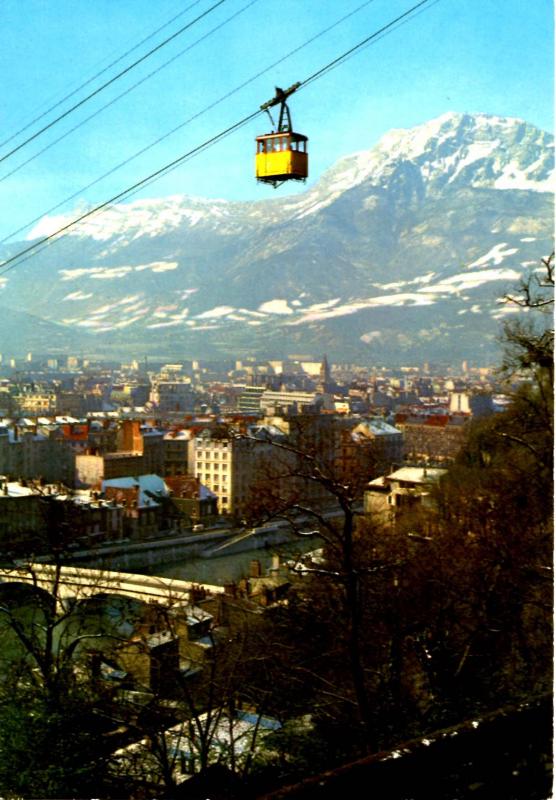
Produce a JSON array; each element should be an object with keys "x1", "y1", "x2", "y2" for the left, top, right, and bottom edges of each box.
[{"x1": 255, "y1": 84, "x2": 308, "y2": 187}]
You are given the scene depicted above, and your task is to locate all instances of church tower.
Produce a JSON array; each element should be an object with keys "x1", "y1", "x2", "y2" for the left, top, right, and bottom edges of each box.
[{"x1": 317, "y1": 354, "x2": 333, "y2": 394}]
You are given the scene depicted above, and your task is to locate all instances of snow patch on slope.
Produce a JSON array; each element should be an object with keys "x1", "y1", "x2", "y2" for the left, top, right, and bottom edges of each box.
[
  {"x1": 63, "y1": 291, "x2": 93, "y2": 301},
  {"x1": 494, "y1": 163, "x2": 555, "y2": 192},
  {"x1": 468, "y1": 244, "x2": 518, "y2": 268},
  {"x1": 196, "y1": 306, "x2": 235, "y2": 319},
  {"x1": 258, "y1": 299, "x2": 293, "y2": 315},
  {"x1": 59, "y1": 261, "x2": 178, "y2": 281},
  {"x1": 418, "y1": 268, "x2": 522, "y2": 294}
]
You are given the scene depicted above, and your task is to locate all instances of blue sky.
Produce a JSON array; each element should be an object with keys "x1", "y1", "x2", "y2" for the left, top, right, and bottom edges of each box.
[{"x1": 0, "y1": 0, "x2": 553, "y2": 241}]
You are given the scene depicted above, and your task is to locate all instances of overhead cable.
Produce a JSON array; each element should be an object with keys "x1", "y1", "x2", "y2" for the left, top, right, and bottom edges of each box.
[
  {"x1": 0, "y1": 0, "x2": 262, "y2": 188},
  {"x1": 0, "y1": 0, "x2": 205, "y2": 151},
  {"x1": 0, "y1": 0, "x2": 442, "y2": 276},
  {"x1": 0, "y1": 0, "x2": 377, "y2": 244},
  {"x1": 0, "y1": 0, "x2": 229, "y2": 165},
  {"x1": 0, "y1": 112, "x2": 260, "y2": 277},
  {"x1": 301, "y1": 0, "x2": 439, "y2": 89}
]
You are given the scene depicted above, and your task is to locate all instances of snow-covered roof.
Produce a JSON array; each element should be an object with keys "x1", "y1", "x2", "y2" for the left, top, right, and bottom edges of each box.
[
  {"x1": 102, "y1": 474, "x2": 170, "y2": 507},
  {"x1": 163, "y1": 429, "x2": 191, "y2": 440},
  {"x1": 358, "y1": 417, "x2": 401, "y2": 436},
  {"x1": 247, "y1": 423, "x2": 286, "y2": 441},
  {"x1": 180, "y1": 605, "x2": 213, "y2": 626},
  {"x1": 145, "y1": 630, "x2": 175, "y2": 649},
  {"x1": 140, "y1": 426, "x2": 163, "y2": 437},
  {"x1": 387, "y1": 467, "x2": 447, "y2": 484},
  {"x1": 0, "y1": 481, "x2": 35, "y2": 498},
  {"x1": 0, "y1": 482, "x2": 124, "y2": 508}
]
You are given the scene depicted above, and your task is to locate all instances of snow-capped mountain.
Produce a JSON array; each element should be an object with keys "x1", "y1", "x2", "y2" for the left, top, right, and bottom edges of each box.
[{"x1": 1, "y1": 112, "x2": 553, "y2": 364}]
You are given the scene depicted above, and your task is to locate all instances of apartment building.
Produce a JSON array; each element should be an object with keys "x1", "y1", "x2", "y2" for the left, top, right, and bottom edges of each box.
[
  {"x1": 364, "y1": 466, "x2": 448, "y2": 527},
  {"x1": 150, "y1": 379, "x2": 195, "y2": 413},
  {"x1": 0, "y1": 424, "x2": 75, "y2": 484},
  {"x1": 395, "y1": 412, "x2": 469, "y2": 464},
  {"x1": 190, "y1": 424, "x2": 286, "y2": 517}
]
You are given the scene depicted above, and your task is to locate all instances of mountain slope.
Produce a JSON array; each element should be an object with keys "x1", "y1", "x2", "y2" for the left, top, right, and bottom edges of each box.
[{"x1": 1, "y1": 112, "x2": 553, "y2": 363}]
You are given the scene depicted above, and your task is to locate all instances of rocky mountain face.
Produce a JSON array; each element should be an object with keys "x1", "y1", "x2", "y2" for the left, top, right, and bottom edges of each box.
[{"x1": 1, "y1": 112, "x2": 553, "y2": 364}]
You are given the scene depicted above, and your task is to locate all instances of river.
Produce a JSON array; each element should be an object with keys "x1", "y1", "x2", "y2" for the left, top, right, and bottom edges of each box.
[{"x1": 145, "y1": 536, "x2": 322, "y2": 585}]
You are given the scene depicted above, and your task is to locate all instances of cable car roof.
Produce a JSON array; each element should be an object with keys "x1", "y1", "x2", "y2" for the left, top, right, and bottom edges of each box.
[{"x1": 255, "y1": 131, "x2": 307, "y2": 141}]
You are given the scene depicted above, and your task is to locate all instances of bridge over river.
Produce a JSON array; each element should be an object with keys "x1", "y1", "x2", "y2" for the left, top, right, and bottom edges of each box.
[{"x1": 0, "y1": 563, "x2": 225, "y2": 609}]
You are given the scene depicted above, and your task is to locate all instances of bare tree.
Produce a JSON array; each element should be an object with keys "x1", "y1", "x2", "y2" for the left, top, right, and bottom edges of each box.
[
  {"x1": 234, "y1": 422, "x2": 396, "y2": 745},
  {"x1": 504, "y1": 251, "x2": 554, "y2": 312}
]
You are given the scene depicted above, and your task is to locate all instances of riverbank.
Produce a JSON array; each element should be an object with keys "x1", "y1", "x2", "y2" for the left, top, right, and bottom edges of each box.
[{"x1": 58, "y1": 523, "x2": 298, "y2": 572}]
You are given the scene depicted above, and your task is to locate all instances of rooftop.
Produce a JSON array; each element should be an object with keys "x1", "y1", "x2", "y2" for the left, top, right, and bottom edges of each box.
[
  {"x1": 102, "y1": 474, "x2": 170, "y2": 507},
  {"x1": 387, "y1": 467, "x2": 448, "y2": 484}
]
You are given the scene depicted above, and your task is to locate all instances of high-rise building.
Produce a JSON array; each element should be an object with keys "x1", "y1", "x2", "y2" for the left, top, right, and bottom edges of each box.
[{"x1": 237, "y1": 386, "x2": 265, "y2": 413}]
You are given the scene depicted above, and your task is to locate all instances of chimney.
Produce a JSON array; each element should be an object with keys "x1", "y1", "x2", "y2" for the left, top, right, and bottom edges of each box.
[{"x1": 249, "y1": 560, "x2": 262, "y2": 578}]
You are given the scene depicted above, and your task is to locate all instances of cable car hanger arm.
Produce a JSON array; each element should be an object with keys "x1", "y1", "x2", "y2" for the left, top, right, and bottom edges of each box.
[
  {"x1": 259, "y1": 82, "x2": 301, "y2": 112},
  {"x1": 259, "y1": 82, "x2": 301, "y2": 133}
]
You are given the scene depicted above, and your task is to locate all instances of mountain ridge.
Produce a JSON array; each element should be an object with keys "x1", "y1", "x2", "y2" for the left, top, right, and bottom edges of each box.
[{"x1": 1, "y1": 111, "x2": 553, "y2": 364}]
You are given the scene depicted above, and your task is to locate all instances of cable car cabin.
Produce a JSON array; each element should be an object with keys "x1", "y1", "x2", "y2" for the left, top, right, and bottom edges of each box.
[{"x1": 255, "y1": 131, "x2": 308, "y2": 186}]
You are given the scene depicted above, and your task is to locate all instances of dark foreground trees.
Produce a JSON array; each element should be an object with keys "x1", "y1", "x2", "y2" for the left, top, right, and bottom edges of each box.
[
  {"x1": 0, "y1": 569, "x2": 119, "y2": 798},
  {"x1": 241, "y1": 256, "x2": 554, "y2": 792}
]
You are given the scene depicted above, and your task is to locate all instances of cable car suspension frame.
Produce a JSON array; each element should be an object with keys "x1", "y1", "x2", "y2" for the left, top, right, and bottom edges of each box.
[{"x1": 255, "y1": 82, "x2": 308, "y2": 187}]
